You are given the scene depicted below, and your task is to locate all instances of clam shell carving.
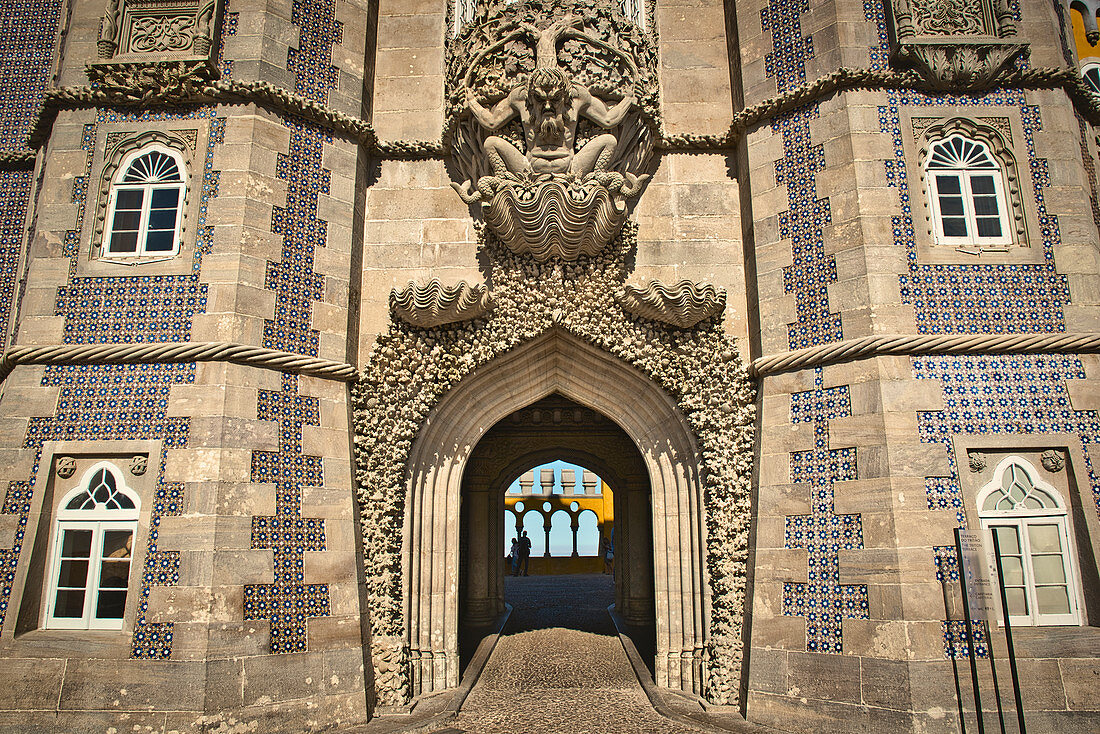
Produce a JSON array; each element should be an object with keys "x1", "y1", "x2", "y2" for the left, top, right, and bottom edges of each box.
[
  {"x1": 390, "y1": 279, "x2": 492, "y2": 328},
  {"x1": 617, "y1": 279, "x2": 726, "y2": 329},
  {"x1": 483, "y1": 176, "x2": 627, "y2": 261}
]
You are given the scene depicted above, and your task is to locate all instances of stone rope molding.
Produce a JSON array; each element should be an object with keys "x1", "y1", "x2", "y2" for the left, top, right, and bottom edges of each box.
[
  {"x1": 0, "y1": 341, "x2": 357, "y2": 384},
  {"x1": 15, "y1": 63, "x2": 1100, "y2": 166},
  {"x1": 2, "y1": 332, "x2": 1099, "y2": 386},
  {"x1": 749, "y1": 332, "x2": 1100, "y2": 377}
]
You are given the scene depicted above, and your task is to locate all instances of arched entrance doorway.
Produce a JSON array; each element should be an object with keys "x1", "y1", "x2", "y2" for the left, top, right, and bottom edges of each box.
[
  {"x1": 458, "y1": 395, "x2": 656, "y2": 672},
  {"x1": 403, "y1": 329, "x2": 707, "y2": 700}
]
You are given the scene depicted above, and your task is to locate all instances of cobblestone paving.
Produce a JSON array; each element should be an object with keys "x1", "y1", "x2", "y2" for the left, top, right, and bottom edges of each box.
[{"x1": 445, "y1": 574, "x2": 707, "y2": 734}]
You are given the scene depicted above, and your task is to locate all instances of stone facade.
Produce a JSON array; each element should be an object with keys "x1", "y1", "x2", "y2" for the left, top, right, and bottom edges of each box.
[{"x1": 0, "y1": 0, "x2": 1093, "y2": 732}]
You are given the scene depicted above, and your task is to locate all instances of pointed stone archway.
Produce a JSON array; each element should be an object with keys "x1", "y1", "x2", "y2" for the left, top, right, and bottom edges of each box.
[{"x1": 403, "y1": 328, "x2": 708, "y2": 699}]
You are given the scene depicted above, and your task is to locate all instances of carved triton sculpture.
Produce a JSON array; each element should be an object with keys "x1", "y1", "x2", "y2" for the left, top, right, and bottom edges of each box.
[{"x1": 447, "y1": 1, "x2": 658, "y2": 260}]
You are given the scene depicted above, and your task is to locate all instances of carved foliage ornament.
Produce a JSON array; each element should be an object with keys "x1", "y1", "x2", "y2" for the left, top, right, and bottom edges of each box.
[
  {"x1": 898, "y1": 42, "x2": 1027, "y2": 91},
  {"x1": 445, "y1": 0, "x2": 659, "y2": 261}
]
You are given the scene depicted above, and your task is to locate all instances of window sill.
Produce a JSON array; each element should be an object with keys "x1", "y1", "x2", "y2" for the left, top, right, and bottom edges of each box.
[{"x1": 2, "y1": 628, "x2": 133, "y2": 659}]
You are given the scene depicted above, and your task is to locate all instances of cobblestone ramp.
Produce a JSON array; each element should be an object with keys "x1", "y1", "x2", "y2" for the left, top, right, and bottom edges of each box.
[{"x1": 445, "y1": 574, "x2": 706, "y2": 734}]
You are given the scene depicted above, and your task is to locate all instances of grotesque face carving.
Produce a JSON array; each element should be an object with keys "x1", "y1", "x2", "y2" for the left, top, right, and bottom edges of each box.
[{"x1": 527, "y1": 68, "x2": 571, "y2": 145}]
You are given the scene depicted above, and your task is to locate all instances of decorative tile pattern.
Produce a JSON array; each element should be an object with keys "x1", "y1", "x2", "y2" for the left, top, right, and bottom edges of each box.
[
  {"x1": 245, "y1": 373, "x2": 329, "y2": 652},
  {"x1": 244, "y1": 0, "x2": 341, "y2": 653},
  {"x1": 763, "y1": 0, "x2": 841, "y2": 350},
  {"x1": 864, "y1": 0, "x2": 1100, "y2": 656},
  {"x1": 783, "y1": 369, "x2": 869, "y2": 653},
  {"x1": 943, "y1": 620, "x2": 989, "y2": 659},
  {"x1": 0, "y1": 0, "x2": 63, "y2": 353},
  {"x1": 0, "y1": 107, "x2": 225, "y2": 659}
]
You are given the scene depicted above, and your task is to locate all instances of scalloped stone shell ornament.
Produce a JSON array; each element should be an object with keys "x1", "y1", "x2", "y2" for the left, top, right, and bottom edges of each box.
[
  {"x1": 617, "y1": 279, "x2": 727, "y2": 328},
  {"x1": 483, "y1": 176, "x2": 627, "y2": 261},
  {"x1": 390, "y1": 279, "x2": 492, "y2": 328}
]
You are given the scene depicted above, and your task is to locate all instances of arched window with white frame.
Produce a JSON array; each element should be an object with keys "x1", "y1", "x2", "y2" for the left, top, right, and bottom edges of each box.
[
  {"x1": 104, "y1": 146, "x2": 186, "y2": 257},
  {"x1": 925, "y1": 134, "x2": 1012, "y2": 248},
  {"x1": 1083, "y1": 61, "x2": 1100, "y2": 95},
  {"x1": 46, "y1": 463, "x2": 139, "y2": 630},
  {"x1": 977, "y1": 457, "x2": 1082, "y2": 627}
]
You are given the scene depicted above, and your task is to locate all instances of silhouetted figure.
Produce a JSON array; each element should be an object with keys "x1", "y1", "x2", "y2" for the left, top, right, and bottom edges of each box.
[
  {"x1": 601, "y1": 529, "x2": 614, "y2": 575},
  {"x1": 508, "y1": 537, "x2": 519, "y2": 576},
  {"x1": 518, "y1": 530, "x2": 532, "y2": 576}
]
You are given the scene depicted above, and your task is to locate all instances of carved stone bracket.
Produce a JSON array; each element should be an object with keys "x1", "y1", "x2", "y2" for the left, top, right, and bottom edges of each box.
[
  {"x1": 390, "y1": 279, "x2": 493, "y2": 328},
  {"x1": 617, "y1": 279, "x2": 727, "y2": 329},
  {"x1": 896, "y1": 40, "x2": 1028, "y2": 91}
]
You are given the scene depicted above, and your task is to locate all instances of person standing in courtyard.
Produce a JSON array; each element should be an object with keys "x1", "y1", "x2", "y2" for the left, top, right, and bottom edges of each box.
[
  {"x1": 508, "y1": 537, "x2": 519, "y2": 576},
  {"x1": 602, "y1": 528, "x2": 614, "y2": 575},
  {"x1": 518, "y1": 530, "x2": 532, "y2": 576}
]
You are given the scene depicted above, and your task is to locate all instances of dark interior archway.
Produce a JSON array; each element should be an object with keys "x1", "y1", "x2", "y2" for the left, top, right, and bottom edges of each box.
[{"x1": 458, "y1": 393, "x2": 655, "y2": 676}]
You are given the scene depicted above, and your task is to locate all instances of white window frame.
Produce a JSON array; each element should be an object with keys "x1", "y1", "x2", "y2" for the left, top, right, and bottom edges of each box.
[
  {"x1": 977, "y1": 457, "x2": 1083, "y2": 627},
  {"x1": 925, "y1": 135, "x2": 1012, "y2": 249},
  {"x1": 103, "y1": 145, "x2": 186, "y2": 258},
  {"x1": 45, "y1": 463, "x2": 139, "y2": 631},
  {"x1": 1082, "y1": 61, "x2": 1100, "y2": 95}
]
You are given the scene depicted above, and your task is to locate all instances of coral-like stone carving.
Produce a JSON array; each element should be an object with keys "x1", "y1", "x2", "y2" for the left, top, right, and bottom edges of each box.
[
  {"x1": 390, "y1": 279, "x2": 492, "y2": 328},
  {"x1": 617, "y1": 280, "x2": 727, "y2": 329},
  {"x1": 446, "y1": 1, "x2": 658, "y2": 260},
  {"x1": 968, "y1": 451, "x2": 987, "y2": 472}
]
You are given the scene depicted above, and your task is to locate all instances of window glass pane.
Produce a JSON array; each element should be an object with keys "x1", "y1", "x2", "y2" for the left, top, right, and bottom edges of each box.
[
  {"x1": 53, "y1": 589, "x2": 85, "y2": 617},
  {"x1": 970, "y1": 175, "x2": 996, "y2": 195},
  {"x1": 61, "y1": 529, "x2": 92, "y2": 557},
  {"x1": 976, "y1": 218, "x2": 1003, "y2": 239},
  {"x1": 147, "y1": 209, "x2": 178, "y2": 231},
  {"x1": 972, "y1": 195, "x2": 1000, "y2": 217},
  {"x1": 939, "y1": 197, "x2": 965, "y2": 216},
  {"x1": 1032, "y1": 554, "x2": 1067, "y2": 584},
  {"x1": 1035, "y1": 585, "x2": 1070, "y2": 615},
  {"x1": 143, "y1": 230, "x2": 175, "y2": 252},
  {"x1": 103, "y1": 530, "x2": 132, "y2": 559},
  {"x1": 114, "y1": 189, "x2": 143, "y2": 210},
  {"x1": 1000, "y1": 555, "x2": 1024, "y2": 585},
  {"x1": 982, "y1": 491, "x2": 1006, "y2": 511},
  {"x1": 111, "y1": 210, "x2": 141, "y2": 232},
  {"x1": 150, "y1": 187, "x2": 179, "y2": 208},
  {"x1": 935, "y1": 175, "x2": 962, "y2": 194},
  {"x1": 95, "y1": 589, "x2": 127, "y2": 619},
  {"x1": 992, "y1": 525, "x2": 1020, "y2": 554},
  {"x1": 116, "y1": 494, "x2": 135, "y2": 510},
  {"x1": 1029, "y1": 524, "x2": 1063, "y2": 553},
  {"x1": 99, "y1": 560, "x2": 130, "y2": 589},
  {"x1": 1019, "y1": 494, "x2": 1041, "y2": 509},
  {"x1": 1004, "y1": 586, "x2": 1028, "y2": 615},
  {"x1": 57, "y1": 559, "x2": 89, "y2": 587},
  {"x1": 942, "y1": 217, "x2": 967, "y2": 237},
  {"x1": 109, "y1": 231, "x2": 139, "y2": 253}
]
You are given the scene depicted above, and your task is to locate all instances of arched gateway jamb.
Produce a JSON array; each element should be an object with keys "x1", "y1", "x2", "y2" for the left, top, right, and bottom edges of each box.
[{"x1": 402, "y1": 329, "x2": 708, "y2": 699}]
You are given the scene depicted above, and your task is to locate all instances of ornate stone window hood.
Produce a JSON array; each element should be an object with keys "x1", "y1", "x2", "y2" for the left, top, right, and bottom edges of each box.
[
  {"x1": 94, "y1": 0, "x2": 225, "y2": 78},
  {"x1": 887, "y1": 0, "x2": 1028, "y2": 90}
]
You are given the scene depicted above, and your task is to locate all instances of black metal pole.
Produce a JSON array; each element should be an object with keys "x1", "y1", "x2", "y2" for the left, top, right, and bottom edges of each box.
[
  {"x1": 990, "y1": 530, "x2": 1027, "y2": 734},
  {"x1": 956, "y1": 528, "x2": 986, "y2": 734},
  {"x1": 985, "y1": 619, "x2": 1007, "y2": 734},
  {"x1": 941, "y1": 573, "x2": 969, "y2": 734}
]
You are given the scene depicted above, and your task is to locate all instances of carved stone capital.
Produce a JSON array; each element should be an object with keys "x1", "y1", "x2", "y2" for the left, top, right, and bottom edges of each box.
[
  {"x1": 896, "y1": 40, "x2": 1027, "y2": 91},
  {"x1": 617, "y1": 280, "x2": 727, "y2": 329},
  {"x1": 390, "y1": 279, "x2": 492, "y2": 328}
]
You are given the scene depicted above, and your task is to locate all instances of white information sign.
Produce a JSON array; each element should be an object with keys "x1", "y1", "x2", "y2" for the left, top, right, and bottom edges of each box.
[{"x1": 958, "y1": 530, "x2": 999, "y2": 622}]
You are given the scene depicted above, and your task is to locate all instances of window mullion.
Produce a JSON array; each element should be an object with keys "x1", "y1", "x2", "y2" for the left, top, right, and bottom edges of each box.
[
  {"x1": 1018, "y1": 518, "x2": 1042, "y2": 626},
  {"x1": 962, "y1": 171, "x2": 979, "y2": 247},
  {"x1": 85, "y1": 522, "x2": 105, "y2": 625},
  {"x1": 138, "y1": 184, "x2": 154, "y2": 255}
]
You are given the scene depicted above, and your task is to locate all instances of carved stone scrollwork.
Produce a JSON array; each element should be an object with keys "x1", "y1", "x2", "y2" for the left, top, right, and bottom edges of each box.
[
  {"x1": 390, "y1": 279, "x2": 493, "y2": 328},
  {"x1": 56, "y1": 456, "x2": 77, "y2": 479},
  {"x1": 1040, "y1": 449, "x2": 1066, "y2": 473},
  {"x1": 445, "y1": 0, "x2": 659, "y2": 261},
  {"x1": 97, "y1": 0, "x2": 223, "y2": 68},
  {"x1": 909, "y1": 0, "x2": 987, "y2": 36},
  {"x1": 617, "y1": 280, "x2": 727, "y2": 329}
]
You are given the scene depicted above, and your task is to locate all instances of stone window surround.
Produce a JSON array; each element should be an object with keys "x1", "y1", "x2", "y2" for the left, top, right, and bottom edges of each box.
[
  {"x1": 3, "y1": 439, "x2": 161, "y2": 658},
  {"x1": 953, "y1": 434, "x2": 1100, "y2": 629},
  {"x1": 902, "y1": 110, "x2": 1042, "y2": 265},
  {"x1": 80, "y1": 127, "x2": 202, "y2": 278}
]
